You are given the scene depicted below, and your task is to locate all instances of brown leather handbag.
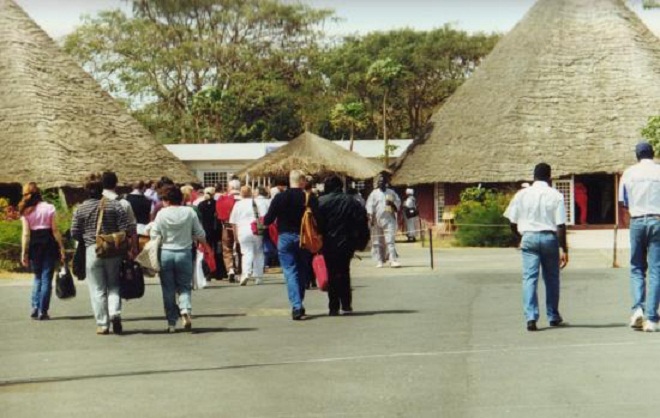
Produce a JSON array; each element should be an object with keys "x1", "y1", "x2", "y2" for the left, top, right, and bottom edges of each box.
[{"x1": 95, "y1": 198, "x2": 129, "y2": 259}]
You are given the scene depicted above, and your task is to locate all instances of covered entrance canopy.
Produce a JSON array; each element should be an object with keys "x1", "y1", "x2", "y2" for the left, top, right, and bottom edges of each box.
[{"x1": 235, "y1": 132, "x2": 386, "y2": 180}]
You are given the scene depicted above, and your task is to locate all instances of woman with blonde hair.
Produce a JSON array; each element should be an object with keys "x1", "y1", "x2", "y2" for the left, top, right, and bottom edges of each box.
[
  {"x1": 229, "y1": 185, "x2": 270, "y2": 285},
  {"x1": 19, "y1": 182, "x2": 65, "y2": 320}
]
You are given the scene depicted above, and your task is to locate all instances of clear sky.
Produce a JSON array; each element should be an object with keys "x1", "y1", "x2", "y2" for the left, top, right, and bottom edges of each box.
[{"x1": 12, "y1": 0, "x2": 660, "y2": 39}]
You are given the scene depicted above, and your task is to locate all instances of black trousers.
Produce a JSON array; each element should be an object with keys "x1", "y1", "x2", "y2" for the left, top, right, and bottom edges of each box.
[{"x1": 324, "y1": 251, "x2": 353, "y2": 313}]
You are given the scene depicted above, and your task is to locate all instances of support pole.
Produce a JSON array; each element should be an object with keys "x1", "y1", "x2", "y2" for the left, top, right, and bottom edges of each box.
[
  {"x1": 613, "y1": 225, "x2": 619, "y2": 268},
  {"x1": 428, "y1": 228, "x2": 434, "y2": 270}
]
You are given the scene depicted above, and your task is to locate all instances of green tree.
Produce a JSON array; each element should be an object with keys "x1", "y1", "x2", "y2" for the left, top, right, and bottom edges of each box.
[
  {"x1": 64, "y1": 0, "x2": 333, "y2": 143},
  {"x1": 329, "y1": 101, "x2": 368, "y2": 151},
  {"x1": 367, "y1": 58, "x2": 403, "y2": 167},
  {"x1": 642, "y1": 115, "x2": 660, "y2": 154}
]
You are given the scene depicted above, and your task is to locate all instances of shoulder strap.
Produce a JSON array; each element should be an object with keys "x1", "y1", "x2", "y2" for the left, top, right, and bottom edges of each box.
[
  {"x1": 252, "y1": 198, "x2": 259, "y2": 219},
  {"x1": 304, "y1": 191, "x2": 310, "y2": 208},
  {"x1": 96, "y1": 198, "x2": 107, "y2": 236}
]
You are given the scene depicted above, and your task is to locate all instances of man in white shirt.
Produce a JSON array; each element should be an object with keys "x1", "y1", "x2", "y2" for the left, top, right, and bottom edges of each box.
[
  {"x1": 366, "y1": 172, "x2": 401, "y2": 268},
  {"x1": 504, "y1": 163, "x2": 568, "y2": 331},
  {"x1": 619, "y1": 142, "x2": 660, "y2": 332}
]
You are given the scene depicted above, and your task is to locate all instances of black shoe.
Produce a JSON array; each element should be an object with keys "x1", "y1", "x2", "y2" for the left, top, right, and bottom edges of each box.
[
  {"x1": 292, "y1": 309, "x2": 307, "y2": 320},
  {"x1": 549, "y1": 318, "x2": 564, "y2": 327},
  {"x1": 526, "y1": 320, "x2": 538, "y2": 331},
  {"x1": 228, "y1": 272, "x2": 236, "y2": 283},
  {"x1": 112, "y1": 316, "x2": 123, "y2": 335},
  {"x1": 38, "y1": 312, "x2": 50, "y2": 321},
  {"x1": 329, "y1": 310, "x2": 340, "y2": 316},
  {"x1": 30, "y1": 309, "x2": 38, "y2": 320},
  {"x1": 342, "y1": 307, "x2": 353, "y2": 315}
]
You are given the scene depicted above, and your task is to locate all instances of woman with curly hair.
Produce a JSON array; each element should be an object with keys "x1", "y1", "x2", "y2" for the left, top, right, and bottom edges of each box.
[{"x1": 19, "y1": 182, "x2": 65, "y2": 320}]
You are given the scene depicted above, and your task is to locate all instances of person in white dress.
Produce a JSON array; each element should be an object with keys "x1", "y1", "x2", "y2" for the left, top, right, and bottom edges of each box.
[{"x1": 229, "y1": 186, "x2": 270, "y2": 285}]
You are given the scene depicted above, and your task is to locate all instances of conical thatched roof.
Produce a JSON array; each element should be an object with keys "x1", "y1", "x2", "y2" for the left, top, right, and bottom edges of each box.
[
  {"x1": 236, "y1": 132, "x2": 385, "y2": 179},
  {"x1": 0, "y1": 0, "x2": 196, "y2": 189},
  {"x1": 394, "y1": 0, "x2": 660, "y2": 186}
]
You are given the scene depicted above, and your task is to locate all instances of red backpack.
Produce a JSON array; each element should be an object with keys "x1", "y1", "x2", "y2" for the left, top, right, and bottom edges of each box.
[{"x1": 216, "y1": 193, "x2": 236, "y2": 222}]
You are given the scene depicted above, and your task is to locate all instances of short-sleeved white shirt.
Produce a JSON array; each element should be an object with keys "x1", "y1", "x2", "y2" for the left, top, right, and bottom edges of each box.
[
  {"x1": 619, "y1": 159, "x2": 660, "y2": 217},
  {"x1": 504, "y1": 181, "x2": 566, "y2": 233}
]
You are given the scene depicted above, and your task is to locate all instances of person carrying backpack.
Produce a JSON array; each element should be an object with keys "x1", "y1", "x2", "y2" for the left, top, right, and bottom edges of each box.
[{"x1": 264, "y1": 170, "x2": 319, "y2": 320}]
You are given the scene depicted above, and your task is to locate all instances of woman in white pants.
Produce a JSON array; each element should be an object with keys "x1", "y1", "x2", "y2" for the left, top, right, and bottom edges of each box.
[{"x1": 229, "y1": 186, "x2": 270, "y2": 285}]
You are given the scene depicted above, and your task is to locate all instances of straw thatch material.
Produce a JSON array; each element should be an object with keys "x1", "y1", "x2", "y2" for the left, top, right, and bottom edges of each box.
[
  {"x1": 236, "y1": 132, "x2": 386, "y2": 179},
  {"x1": 393, "y1": 0, "x2": 660, "y2": 186},
  {"x1": 0, "y1": 0, "x2": 196, "y2": 188}
]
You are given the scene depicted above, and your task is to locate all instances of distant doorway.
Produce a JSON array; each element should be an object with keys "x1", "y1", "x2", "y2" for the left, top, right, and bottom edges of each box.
[{"x1": 573, "y1": 174, "x2": 616, "y2": 225}]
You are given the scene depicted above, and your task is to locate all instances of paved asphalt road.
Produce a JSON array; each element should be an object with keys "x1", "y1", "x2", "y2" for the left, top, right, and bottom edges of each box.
[{"x1": 1, "y1": 244, "x2": 657, "y2": 418}]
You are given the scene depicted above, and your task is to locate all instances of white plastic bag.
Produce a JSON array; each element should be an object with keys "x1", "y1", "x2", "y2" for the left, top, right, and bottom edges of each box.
[
  {"x1": 193, "y1": 250, "x2": 207, "y2": 289},
  {"x1": 136, "y1": 236, "x2": 161, "y2": 273}
]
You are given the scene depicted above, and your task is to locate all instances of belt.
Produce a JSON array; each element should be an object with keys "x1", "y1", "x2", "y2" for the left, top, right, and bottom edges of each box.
[
  {"x1": 523, "y1": 230, "x2": 556, "y2": 235},
  {"x1": 631, "y1": 214, "x2": 660, "y2": 219}
]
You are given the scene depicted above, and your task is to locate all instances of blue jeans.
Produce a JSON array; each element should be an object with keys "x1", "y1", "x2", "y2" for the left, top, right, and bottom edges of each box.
[
  {"x1": 278, "y1": 232, "x2": 309, "y2": 311},
  {"x1": 30, "y1": 253, "x2": 56, "y2": 314},
  {"x1": 521, "y1": 232, "x2": 561, "y2": 322},
  {"x1": 160, "y1": 249, "x2": 193, "y2": 326},
  {"x1": 629, "y1": 217, "x2": 660, "y2": 322}
]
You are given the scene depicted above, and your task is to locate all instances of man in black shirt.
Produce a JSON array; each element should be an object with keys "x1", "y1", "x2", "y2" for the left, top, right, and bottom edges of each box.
[
  {"x1": 125, "y1": 181, "x2": 151, "y2": 235},
  {"x1": 318, "y1": 176, "x2": 369, "y2": 316},
  {"x1": 264, "y1": 170, "x2": 318, "y2": 320}
]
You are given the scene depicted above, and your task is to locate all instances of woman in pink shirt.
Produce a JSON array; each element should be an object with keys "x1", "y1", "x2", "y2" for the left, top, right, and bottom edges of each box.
[{"x1": 19, "y1": 183, "x2": 65, "y2": 320}]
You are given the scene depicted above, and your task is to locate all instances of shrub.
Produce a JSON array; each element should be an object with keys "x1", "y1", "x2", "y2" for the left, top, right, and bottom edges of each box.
[{"x1": 454, "y1": 187, "x2": 514, "y2": 247}]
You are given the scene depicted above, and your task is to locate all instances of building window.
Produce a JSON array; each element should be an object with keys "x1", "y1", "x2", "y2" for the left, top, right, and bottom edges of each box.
[
  {"x1": 435, "y1": 183, "x2": 445, "y2": 224},
  {"x1": 202, "y1": 171, "x2": 228, "y2": 190},
  {"x1": 553, "y1": 178, "x2": 575, "y2": 225}
]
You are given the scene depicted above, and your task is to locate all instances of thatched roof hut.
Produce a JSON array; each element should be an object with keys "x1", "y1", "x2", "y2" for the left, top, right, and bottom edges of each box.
[
  {"x1": 393, "y1": 0, "x2": 660, "y2": 186},
  {"x1": 0, "y1": 0, "x2": 196, "y2": 189},
  {"x1": 236, "y1": 132, "x2": 385, "y2": 180}
]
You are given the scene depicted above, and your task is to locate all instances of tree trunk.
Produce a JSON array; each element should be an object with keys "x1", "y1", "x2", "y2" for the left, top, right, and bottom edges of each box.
[{"x1": 383, "y1": 91, "x2": 389, "y2": 168}]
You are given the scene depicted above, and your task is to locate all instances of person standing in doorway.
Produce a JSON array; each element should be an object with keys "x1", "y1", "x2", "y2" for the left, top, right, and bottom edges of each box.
[
  {"x1": 403, "y1": 188, "x2": 419, "y2": 242},
  {"x1": 619, "y1": 141, "x2": 660, "y2": 332},
  {"x1": 504, "y1": 163, "x2": 568, "y2": 332},
  {"x1": 366, "y1": 171, "x2": 401, "y2": 268}
]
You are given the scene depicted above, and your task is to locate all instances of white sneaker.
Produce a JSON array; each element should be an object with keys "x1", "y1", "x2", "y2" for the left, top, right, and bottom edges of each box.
[
  {"x1": 240, "y1": 276, "x2": 249, "y2": 286},
  {"x1": 643, "y1": 320, "x2": 658, "y2": 332},
  {"x1": 254, "y1": 278, "x2": 263, "y2": 285},
  {"x1": 375, "y1": 262, "x2": 384, "y2": 268},
  {"x1": 630, "y1": 307, "x2": 644, "y2": 329},
  {"x1": 390, "y1": 260, "x2": 401, "y2": 268}
]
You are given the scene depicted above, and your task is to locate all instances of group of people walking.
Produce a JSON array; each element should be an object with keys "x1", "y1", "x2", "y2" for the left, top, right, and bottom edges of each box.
[
  {"x1": 20, "y1": 143, "x2": 660, "y2": 334},
  {"x1": 504, "y1": 142, "x2": 660, "y2": 333},
  {"x1": 17, "y1": 168, "x2": 384, "y2": 332}
]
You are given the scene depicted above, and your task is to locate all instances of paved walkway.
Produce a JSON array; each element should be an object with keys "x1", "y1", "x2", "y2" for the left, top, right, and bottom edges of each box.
[{"x1": 0, "y1": 243, "x2": 655, "y2": 418}]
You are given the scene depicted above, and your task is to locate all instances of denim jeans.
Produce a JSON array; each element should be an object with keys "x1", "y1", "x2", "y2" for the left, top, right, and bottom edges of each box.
[
  {"x1": 86, "y1": 245, "x2": 122, "y2": 327},
  {"x1": 278, "y1": 232, "x2": 308, "y2": 311},
  {"x1": 629, "y1": 217, "x2": 660, "y2": 322},
  {"x1": 30, "y1": 252, "x2": 56, "y2": 315},
  {"x1": 520, "y1": 232, "x2": 561, "y2": 322},
  {"x1": 160, "y1": 249, "x2": 193, "y2": 326}
]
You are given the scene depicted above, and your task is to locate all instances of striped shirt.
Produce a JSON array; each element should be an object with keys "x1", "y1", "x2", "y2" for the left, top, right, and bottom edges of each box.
[{"x1": 71, "y1": 198, "x2": 134, "y2": 247}]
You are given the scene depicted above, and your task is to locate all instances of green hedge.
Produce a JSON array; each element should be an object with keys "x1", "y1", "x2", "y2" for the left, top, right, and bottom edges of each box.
[{"x1": 454, "y1": 187, "x2": 514, "y2": 247}]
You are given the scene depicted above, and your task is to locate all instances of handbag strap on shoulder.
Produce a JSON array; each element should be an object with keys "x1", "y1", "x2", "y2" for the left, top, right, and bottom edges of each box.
[
  {"x1": 96, "y1": 198, "x2": 107, "y2": 236},
  {"x1": 252, "y1": 198, "x2": 259, "y2": 220}
]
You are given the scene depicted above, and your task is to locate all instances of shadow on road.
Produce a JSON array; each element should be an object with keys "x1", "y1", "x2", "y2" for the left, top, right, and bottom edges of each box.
[{"x1": 121, "y1": 327, "x2": 257, "y2": 336}]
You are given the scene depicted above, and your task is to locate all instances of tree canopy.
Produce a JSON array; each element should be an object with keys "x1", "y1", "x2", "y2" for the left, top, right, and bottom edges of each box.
[{"x1": 64, "y1": 0, "x2": 499, "y2": 143}]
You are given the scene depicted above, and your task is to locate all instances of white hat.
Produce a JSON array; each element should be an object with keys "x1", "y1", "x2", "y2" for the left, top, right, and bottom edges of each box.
[
  {"x1": 406, "y1": 188, "x2": 414, "y2": 195},
  {"x1": 228, "y1": 179, "x2": 241, "y2": 191}
]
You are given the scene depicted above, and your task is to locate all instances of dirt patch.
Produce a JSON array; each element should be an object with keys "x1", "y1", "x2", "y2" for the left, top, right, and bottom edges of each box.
[{"x1": 0, "y1": 270, "x2": 31, "y2": 280}]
